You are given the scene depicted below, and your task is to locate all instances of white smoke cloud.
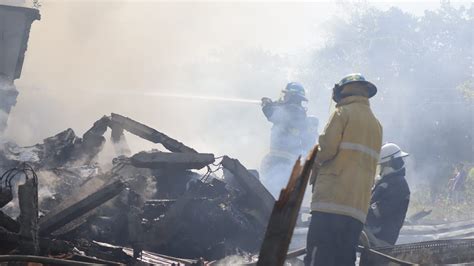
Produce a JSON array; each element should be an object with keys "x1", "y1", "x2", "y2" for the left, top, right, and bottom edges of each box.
[{"x1": 2, "y1": 0, "x2": 456, "y2": 170}]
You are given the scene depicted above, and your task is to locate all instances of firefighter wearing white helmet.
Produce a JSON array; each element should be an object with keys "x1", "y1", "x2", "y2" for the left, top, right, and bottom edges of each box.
[
  {"x1": 366, "y1": 143, "x2": 411, "y2": 245},
  {"x1": 379, "y1": 142, "x2": 409, "y2": 167}
]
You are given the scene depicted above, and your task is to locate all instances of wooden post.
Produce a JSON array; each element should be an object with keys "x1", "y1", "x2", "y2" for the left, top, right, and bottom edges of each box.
[{"x1": 18, "y1": 178, "x2": 39, "y2": 255}]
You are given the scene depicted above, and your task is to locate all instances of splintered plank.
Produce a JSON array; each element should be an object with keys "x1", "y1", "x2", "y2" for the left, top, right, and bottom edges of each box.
[
  {"x1": 39, "y1": 180, "x2": 126, "y2": 236},
  {"x1": 110, "y1": 113, "x2": 197, "y2": 153},
  {"x1": 257, "y1": 145, "x2": 318, "y2": 266}
]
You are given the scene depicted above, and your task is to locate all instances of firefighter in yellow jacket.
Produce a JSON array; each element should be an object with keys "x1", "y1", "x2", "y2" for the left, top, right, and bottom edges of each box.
[{"x1": 304, "y1": 73, "x2": 383, "y2": 266}]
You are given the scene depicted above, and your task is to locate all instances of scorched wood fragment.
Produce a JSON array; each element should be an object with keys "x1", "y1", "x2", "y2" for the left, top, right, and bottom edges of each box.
[
  {"x1": 221, "y1": 156, "x2": 275, "y2": 226},
  {"x1": 39, "y1": 180, "x2": 126, "y2": 236},
  {"x1": 0, "y1": 210, "x2": 19, "y2": 233}
]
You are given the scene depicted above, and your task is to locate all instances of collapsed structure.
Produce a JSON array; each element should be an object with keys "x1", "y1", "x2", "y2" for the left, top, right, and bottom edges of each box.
[
  {"x1": 0, "y1": 113, "x2": 276, "y2": 264},
  {"x1": 0, "y1": 4, "x2": 276, "y2": 264}
]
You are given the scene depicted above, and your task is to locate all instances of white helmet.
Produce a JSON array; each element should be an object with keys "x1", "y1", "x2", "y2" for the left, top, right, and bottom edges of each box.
[{"x1": 379, "y1": 143, "x2": 409, "y2": 164}]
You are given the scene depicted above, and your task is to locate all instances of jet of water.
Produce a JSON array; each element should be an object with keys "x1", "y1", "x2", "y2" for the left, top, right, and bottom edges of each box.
[{"x1": 100, "y1": 90, "x2": 261, "y2": 105}]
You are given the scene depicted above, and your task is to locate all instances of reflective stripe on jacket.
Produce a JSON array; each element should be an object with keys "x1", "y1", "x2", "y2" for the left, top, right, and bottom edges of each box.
[{"x1": 311, "y1": 96, "x2": 383, "y2": 223}]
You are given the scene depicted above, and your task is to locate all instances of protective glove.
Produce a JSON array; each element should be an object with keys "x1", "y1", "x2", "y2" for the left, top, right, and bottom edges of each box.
[
  {"x1": 370, "y1": 202, "x2": 381, "y2": 218},
  {"x1": 261, "y1": 97, "x2": 272, "y2": 106}
]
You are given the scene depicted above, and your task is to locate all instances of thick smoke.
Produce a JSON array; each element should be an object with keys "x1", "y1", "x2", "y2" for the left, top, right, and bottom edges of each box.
[
  {"x1": 302, "y1": 2, "x2": 473, "y2": 201},
  {"x1": 2, "y1": 1, "x2": 471, "y2": 207},
  {"x1": 3, "y1": 1, "x2": 336, "y2": 170}
]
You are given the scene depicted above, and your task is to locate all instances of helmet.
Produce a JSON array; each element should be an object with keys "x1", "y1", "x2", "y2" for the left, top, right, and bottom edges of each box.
[
  {"x1": 334, "y1": 73, "x2": 377, "y2": 99},
  {"x1": 282, "y1": 82, "x2": 307, "y2": 101},
  {"x1": 379, "y1": 143, "x2": 409, "y2": 164}
]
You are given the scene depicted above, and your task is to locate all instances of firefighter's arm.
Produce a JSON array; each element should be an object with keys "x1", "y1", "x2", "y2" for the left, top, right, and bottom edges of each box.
[
  {"x1": 372, "y1": 183, "x2": 409, "y2": 219},
  {"x1": 261, "y1": 98, "x2": 275, "y2": 121},
  {"x1": 315, "y1": 108, "x2": 346, "y2": 164},
  {"x1": 370, "y1": 183, "x2": 388, "y2": 218}
]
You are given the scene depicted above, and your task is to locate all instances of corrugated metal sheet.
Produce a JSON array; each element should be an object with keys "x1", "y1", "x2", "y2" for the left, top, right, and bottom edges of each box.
[{"x1": 94, "y1": 241, "x2": 204, "y2": 266}]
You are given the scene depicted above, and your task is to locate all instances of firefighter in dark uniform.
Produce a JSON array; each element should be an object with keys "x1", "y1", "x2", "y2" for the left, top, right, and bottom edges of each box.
[
  {"x1": 366, "y1": 142, "x2": 411, "y2": 245},
  {"x1": 260, "y1": 82, "x2": 318, "y2": 196}
]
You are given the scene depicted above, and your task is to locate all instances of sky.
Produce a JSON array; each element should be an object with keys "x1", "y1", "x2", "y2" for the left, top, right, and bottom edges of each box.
[{"x1": 1, "y1": 0, "x2": 471, "y2": 169}]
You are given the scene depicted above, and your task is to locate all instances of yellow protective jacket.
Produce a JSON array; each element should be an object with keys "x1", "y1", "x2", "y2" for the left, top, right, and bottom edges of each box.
[{"x1": 311, "y1": 96, "x2": 383, "y2": 223}]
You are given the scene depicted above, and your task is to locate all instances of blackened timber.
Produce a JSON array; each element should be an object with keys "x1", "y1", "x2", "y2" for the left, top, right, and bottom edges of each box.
[
  {"x1": 221, "y1": 156, "x2": 275, "y2": 226},
  {"x1": 18, "y1": 178, "x2": 39, "y2": 255},
  {"x1": 39, "y1": 180, "x2": 126, "y2": 236},
  {"x1": 127, "y1": 190, "x2": 144, "y2": 259},
  {"x1": 144, "y1": 192, "x2": 197, "y2": 247},
  {"x1": 131, "y1": 151, "x2": 214, "y2": 170},
  {"x1": 257, "y1": 146, "x2": 318, "y2": 266},
  {"x1": 0, "y1": 210, "x2": 19, "y2": 233},
  {"x1": 110, "y1": 113, "x2": 197, "y2": 153},
  {"x1": 0, "y1": 227, "x2": 73, "y2": 255}
]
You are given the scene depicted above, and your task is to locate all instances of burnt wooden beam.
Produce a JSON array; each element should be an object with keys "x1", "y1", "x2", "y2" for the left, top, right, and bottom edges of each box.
[
  {"x1": 144, "y1": 191, "x2": 197, "y2": 247},
  {"x1": 0, "y1": 226, "x2": 73, "y2": 255},
  {"x1": 110, "y1": 113, "x2": 197, "y2": 153},
  {"x1": 221, "y1": 156, "x2": 275, "y2": 226},
  {"x1": 18, "y1": 178, "x2": 39, "y2": 255},
  {"x1": 131, "y1": 151, "x2": 214, "y2": 170},
  {"x1": 39, "y1": 180, "x2": 126, "y2": 236},
  {"x1": 0, "y1": 210, "x2": 19, "y2": 233},
  {"x1": 257, "y1": 146, "x2": 318, "y2": 266}
]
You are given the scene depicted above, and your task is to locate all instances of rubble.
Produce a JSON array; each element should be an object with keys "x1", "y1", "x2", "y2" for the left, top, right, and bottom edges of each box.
[
  {"x1": 2, "y1": 5, "x2": 271, "y2": 264},
  {"x1": 221, "y1": 156, "x2": 275, "y2": 226},
  {"x1": 39, "y1": 180, "x2": 126, "y2": 236},
  {"x1": 0, "y1": 211, "x2": 19, "y2": 233},
  {"x1": 0, "y1": 113, "x2": 271, "y2": 264}
]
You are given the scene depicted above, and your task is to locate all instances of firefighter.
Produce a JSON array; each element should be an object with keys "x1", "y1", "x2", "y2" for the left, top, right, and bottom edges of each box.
[
  {"x1": 260, "y1": 82, "x2": 318, "y2": 197},
  {"x1": 365, "y1": 143, "x2": 410, "y2": 245},
  {"x1": 449, "y1": 163, "x2": 467, "y2": 203},
  {"x1": 305, "y1": 74, "x2": 383, "y2": 266}
]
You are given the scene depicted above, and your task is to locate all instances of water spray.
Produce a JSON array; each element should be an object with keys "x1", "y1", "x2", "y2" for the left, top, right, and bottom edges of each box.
[{"x1": 100, "y1": 90, "x2": 261, "y2": 105}]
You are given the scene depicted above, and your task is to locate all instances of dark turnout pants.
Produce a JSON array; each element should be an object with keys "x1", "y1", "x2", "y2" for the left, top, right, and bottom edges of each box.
[{"x1": 304, "y1": 211, "x2": 363, "y2": 266}]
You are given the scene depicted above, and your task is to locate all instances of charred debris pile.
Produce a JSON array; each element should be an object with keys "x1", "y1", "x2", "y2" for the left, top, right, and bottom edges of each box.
[{"x1": 0, "y1": 113, "x2": 275, "y2": 265}]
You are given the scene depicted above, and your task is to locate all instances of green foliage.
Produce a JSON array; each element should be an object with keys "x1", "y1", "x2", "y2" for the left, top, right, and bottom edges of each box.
[
  {"x1": 410, "y1": 164, "x2": 474, "y2": 221},
  {"x1": 410, "y1": 179, "x2": 474, "y2": 222},
  {"x1": 457, "y1": 80, "x2": 474, "y2": 101}
]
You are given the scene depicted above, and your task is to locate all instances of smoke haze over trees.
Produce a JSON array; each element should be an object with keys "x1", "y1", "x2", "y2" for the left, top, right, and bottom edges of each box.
[
  {"x1": 2, "y1": 1, "x2": 472, "y2": 198},
  {"x1": 302, "y1": 2, "x2": 473, "y2": 193}
]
